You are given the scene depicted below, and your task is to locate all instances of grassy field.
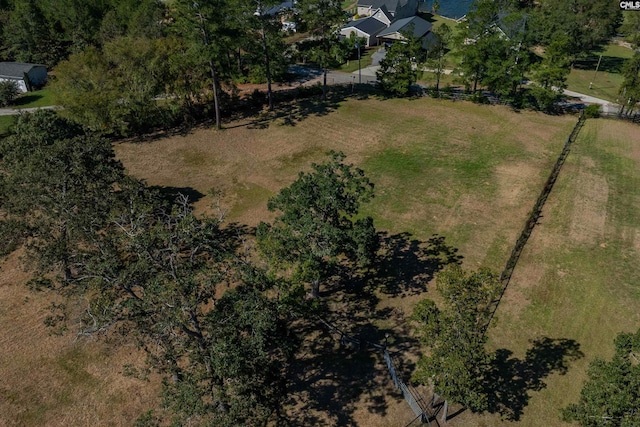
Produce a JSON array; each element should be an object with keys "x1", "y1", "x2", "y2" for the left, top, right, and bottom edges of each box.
[
  {"x1": 12, "y1": 88, "x2": 56, "y2": 109},
  {"x1": 461, "y1": 118, "x2": 640, "y2": 426},
  {"x1": 5, "y1": 95, "x2": 636, "y2": 426},
  {"x1": 566, "y1": 43, "x2": 635, "y2": 102},
  {"x1": 113, "y1": 96, "x2": 576, "y2": 425}
]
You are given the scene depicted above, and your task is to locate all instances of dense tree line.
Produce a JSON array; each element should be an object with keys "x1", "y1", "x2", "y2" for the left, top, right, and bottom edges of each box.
[
  {"x1": 451, "y1": 0, "x2": 622, "y2": 108},
  {"x1": 0, "y1": 0, "x2": 632, "y2": 125},
  {"x1": 376, "y1": 0, "x2": 624, "y2": 108},
  {"x1": 23, "y1": 0, "x2": 353, "y2": 134}
]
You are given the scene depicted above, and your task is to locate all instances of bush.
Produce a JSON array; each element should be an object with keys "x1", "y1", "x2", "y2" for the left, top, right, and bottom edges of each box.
[
  {"x1": 0, "y1": 81, "x2": 20, "y2": 107},
  {"x1": 583, "y1": 104, "x2": 601, "y2": 118},
  {"x1": 470, "y1": 92, "x2": 489, "y2": 104},
  {"x1": 297, "y1": 83, "x2": 324, "y2": 98},
  {"x1": 528, "y1": 86, "x2": 561, "y2": 113}
]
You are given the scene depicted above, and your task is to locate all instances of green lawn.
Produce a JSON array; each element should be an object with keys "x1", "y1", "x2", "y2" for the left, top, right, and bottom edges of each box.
[
  {"x1": 342, "y1": 0, "x2": 356, "y2": 12},
  {"x1": 12, "y1": 88, "x2": 56, "y2": 109},
  {"x1": 417, "y1": 70, "x2": 458, "y2": 88},
  {"x1": 465, "y1": 118, "x2": 640, "y2": 427},
  {"x1": 336, "y1": 48, "x2": 375, "y2": 73},
  {"x1": 566, "y1": 69, "x2": 625, "y2": 102},
  {"x1": 566, "y1": 43, "x2": 635, "y2": 102}
]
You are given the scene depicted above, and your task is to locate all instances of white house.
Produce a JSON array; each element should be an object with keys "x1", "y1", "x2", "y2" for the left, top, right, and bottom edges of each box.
[{"x1": 0, "y1": 62, "x2": 47, "y2": 93}]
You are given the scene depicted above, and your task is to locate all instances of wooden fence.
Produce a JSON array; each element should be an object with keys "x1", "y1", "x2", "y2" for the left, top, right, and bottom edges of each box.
[
  {"x1": 318, "y1": 317, "x2": 436, "y2": 425},
  {"x1": 484, "y1": 113, "x2": 587, "y2": 334}
]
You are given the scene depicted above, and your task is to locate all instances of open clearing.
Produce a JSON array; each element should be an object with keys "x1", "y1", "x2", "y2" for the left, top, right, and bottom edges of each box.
[{"x1": 5, "y1": 95, "x2": 631, "y2": 426}]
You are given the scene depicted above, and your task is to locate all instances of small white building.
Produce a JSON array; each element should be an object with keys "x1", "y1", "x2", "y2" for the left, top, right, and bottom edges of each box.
[{"x1": 0, "y1": 62, "x2": 47, "y2": 92}]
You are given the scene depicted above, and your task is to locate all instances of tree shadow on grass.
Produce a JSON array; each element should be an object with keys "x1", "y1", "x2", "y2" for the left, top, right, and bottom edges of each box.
[
  {"x1": 286, "y1": 319, "x2": 397, "y2": 426},
  {"x1": 573, "y1": 56, "x2": 626, "y2": 73},
  {"x1": 12, "y1": 94, "x2": 42, "y2": 106},
  {"x1": 148, "y1": 185, "x2": 206, "y2": 206},
  {"x1": 375, "y1": 232, "x2": 463, "y2": 296},
  {"x1": 226, "y1": 84, "x2": 380, "y2": 130},
  {"x1": 485, "y1": 337, "x2": 584, "y2": 421}
]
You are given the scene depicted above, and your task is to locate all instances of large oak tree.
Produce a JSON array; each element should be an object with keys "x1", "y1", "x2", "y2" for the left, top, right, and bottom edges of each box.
[{"x1": 257, "y1": 151, "x2": 378, "y2": 298}]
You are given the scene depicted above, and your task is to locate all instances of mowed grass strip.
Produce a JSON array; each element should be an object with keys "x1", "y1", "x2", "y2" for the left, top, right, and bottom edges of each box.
[{"x1": 468, "y1": 119, "x2": 640, "y2": 427}]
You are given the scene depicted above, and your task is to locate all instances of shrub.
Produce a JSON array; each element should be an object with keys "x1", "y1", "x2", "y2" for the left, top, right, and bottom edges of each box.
[
  {"x1": 297, "y1": 83, "x2": 324, "y2": 98},
  {"x1": 0, "y1": 80, "x2": 20, "y2": 107},
  {"x1": 470, "y1": 92, "x2": 489, "y2": 104},
  {"x1": 583, "y1": 104, "x2": 601, "y2": 118}
]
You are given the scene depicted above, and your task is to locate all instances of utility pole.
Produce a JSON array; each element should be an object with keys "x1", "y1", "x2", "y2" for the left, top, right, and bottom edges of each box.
[
  {"x1": 589, "y1": 54, "x2": 603, "y2": 90},
  {"x1": 356, "y1": 42, "x2": 362, "y2": 84}
]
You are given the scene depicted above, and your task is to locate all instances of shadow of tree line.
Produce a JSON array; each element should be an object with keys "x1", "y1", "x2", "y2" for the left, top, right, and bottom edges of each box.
[
  {"x1": 482, "y1": 337, "x2": 584, "y2": 421},
  {"x1": 296, "y1": 230, "x2": 584, "y2": 424},
  {"x1": 163, "y1": 191, "x2": 584, "y2": 424}
]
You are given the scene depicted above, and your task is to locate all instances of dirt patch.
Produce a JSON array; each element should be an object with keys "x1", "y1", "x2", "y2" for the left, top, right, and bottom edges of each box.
[
  {"x1": 0, "y1": 250, "x2": 159, "y2": 426},
  {"x1": 502, "y1": 259, "x2": 546, "y2": 315},
  {"x1": 568, "y1": 168, "x2": 609, "y2": 245},
  {"x1": 495, "y1": 162, "x2": 540, "y2": 207}
]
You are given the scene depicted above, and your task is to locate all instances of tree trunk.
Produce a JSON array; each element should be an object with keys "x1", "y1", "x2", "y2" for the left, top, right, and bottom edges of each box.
[
  {"x1": 310, "y1": 278, "x2": 320, "y2": 299},
  {"x1": 261, "y1": 22, "x2": 273, "y2": 110},
  {"x1": 209, "y1": 59, "x2": 222, "y2": 130},
  {"x1": 323, "y1": 67, "x2": 328, "y2": 101}
]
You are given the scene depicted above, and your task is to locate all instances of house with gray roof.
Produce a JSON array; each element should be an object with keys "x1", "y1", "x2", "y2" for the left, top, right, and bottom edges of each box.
[
  {"x1": 377, "y1": 15, "x2": 432, "y2": 41},
  {"x1": 356, "y1": 0, "x2": 418, "y2": 20},
  {"x1": 340, "y1": 6, "x2": 393, "y2": 46},
  {"x1": 376, "y1": 15, "x2": 435, "y2": 48},
  {"x1": 0, "y1": 62, "x2": 47, "y2": 93}
]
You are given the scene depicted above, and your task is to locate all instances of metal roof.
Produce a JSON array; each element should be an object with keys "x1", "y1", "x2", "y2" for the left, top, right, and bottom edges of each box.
[
  {"x1": 377, "y1": 15, "x2": 432, "y2": 38},
  {"x1": 0, "y1": 62, "x2": 45, "y2": 79},
  {"x1": 342, "y1": 15, "x2": 388, "y2": 36}
]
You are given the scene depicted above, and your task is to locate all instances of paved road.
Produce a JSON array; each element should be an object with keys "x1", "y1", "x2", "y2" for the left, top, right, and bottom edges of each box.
[
  {"x1": 562, "y1": 89, "x2": 620, "y2": 113},
  {"x1": 0, "y1": 105, "x2": 59, "y2": 116},
  {"x1": 291, "y1": 64, "x2": 622, "y2": 112}
]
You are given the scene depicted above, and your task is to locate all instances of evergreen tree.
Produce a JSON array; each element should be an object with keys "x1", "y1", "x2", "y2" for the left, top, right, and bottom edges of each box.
[
  {"x1": 618, "y1": 53, "x2": 640, "y2": 117},
  {"x1": 171, "y1": 0, "x2": 240, "y2": 129},
  {"x1": 297, "y1": 0, "x2": 346, "y2": 100},
  {"x1": 377, "y1": 31, "x2": 425, "y2": 96}
]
